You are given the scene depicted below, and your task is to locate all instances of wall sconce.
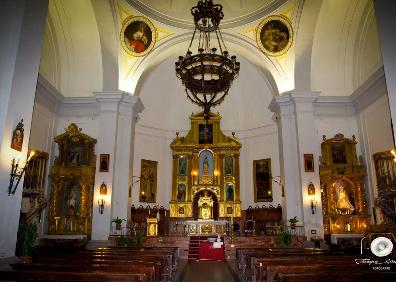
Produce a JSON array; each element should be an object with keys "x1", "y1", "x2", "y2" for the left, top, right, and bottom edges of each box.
[
  {"x1": 308, "y1": 182, "x2": 317, "y2": 214},
  {"x1": 8, "y1": 151, "x2": 35, "y2": 195},
  {"x1": 98, "y1": 182, "x2": 107, "y2": 214}
]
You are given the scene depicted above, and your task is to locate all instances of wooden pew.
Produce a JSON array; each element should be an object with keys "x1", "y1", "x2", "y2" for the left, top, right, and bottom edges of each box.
[
  {"x1": 0, "y1": 270, "x2": 147, "y2": 281},
  {"x1": 266, "y1": 264, "x2": 396, "y2": 282}
]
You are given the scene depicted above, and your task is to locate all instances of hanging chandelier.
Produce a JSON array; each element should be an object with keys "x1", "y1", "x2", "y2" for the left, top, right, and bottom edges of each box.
[{"x1": 175, "y1": 0, "x2": 240, "y2": 119}]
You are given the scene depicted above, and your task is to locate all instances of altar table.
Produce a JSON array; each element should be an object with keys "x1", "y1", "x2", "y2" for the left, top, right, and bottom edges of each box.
[{"x1": 198, "y1": 241, "x2": 225, "y2": 261}]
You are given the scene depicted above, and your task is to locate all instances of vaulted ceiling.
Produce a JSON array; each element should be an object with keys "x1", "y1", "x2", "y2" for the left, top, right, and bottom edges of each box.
[{"x1": 39, "y1": 0, "x2": 383, "y2": 99}]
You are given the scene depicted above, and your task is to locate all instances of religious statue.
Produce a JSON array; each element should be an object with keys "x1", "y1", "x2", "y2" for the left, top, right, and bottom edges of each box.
[
  {"x1": 336, "y1": 186, "x2": 354, "y2": 213},
  {"x1": 198, "y1": 191, "x2": 213, "y2": 220},
  {"x1": 203, "y1": 156, "x2": 210, "y2": 175}
]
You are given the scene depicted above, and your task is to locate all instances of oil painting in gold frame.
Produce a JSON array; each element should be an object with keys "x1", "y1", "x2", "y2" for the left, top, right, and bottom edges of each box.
[{"x1": 139, "y1": 159, "x2": 157, "y2": 203}]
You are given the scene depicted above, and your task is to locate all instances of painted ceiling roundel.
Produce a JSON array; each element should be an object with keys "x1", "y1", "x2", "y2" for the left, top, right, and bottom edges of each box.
[{"x1": 121, "y1": 16, "x2": 157, "y2": 57}]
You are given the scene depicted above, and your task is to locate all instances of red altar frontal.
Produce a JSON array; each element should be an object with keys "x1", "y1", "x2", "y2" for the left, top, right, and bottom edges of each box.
[{"x1": 199, "y1": 241, "x2": 225, "y2": 261}]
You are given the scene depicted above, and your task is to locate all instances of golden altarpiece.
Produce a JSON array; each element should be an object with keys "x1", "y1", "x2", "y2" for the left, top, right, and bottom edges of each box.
[
  {"x1": 47, "y1": 124, "x2": 96, "y2": 237},
  {"x1": 170, "y1": 112, "x2": 242, "y2": 220},
  {"x1": 319, "y1": 133, "x2": 368, "y2": 239}
]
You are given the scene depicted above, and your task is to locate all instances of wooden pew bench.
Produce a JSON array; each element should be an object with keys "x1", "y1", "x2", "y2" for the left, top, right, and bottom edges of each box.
[{"x1": 0, "y1": 270, "x2": 147, "y2": 282}]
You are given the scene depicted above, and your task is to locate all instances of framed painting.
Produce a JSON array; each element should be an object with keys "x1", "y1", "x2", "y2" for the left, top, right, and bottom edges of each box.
[
  {"x1": 178, "y1": 156, "x2": 187, "y2": 176},
  {"x1": 139, "y1": 159, "x2": 157, "y2": 203},
  {"x1": 304, "y1": 154, "x2": 314, "y2": 172},
  {"x1": 224, "y1": 155, "x2": 234, "y2": 175},
  {"x1": 11, "y1": 119, "x2": 24, "y2": 152},
  {"x1": 199, "y1": 124, "x2": 213, "y2": 144},
  {"x1": 331, "y1": 143, "x2": 347, "y2": 164},
  {"x1": 99, "y1": 154, "x2": 110, "y2": 172},
  {"x1": 120, "y1": 16, "x2": 157, "y2": 57},
  {"x1": 253, "y1": 158, "x2": 273, "y2": 202},
  {"x1": 256, "y1": 15, "x2": 293, "y2": 57}
]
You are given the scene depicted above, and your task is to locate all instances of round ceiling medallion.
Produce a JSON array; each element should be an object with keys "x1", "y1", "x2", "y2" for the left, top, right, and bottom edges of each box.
[
  {"x1": 256, "y1": 15, "x2": 293, "y2": 57},
  {"x1": 120, "y1": 16, "x2": 157, "y2": 57}
]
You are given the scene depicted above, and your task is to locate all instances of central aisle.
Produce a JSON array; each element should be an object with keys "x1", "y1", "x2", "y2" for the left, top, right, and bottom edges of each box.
[{"x1": 179, "y1": 260, "x2": 239, "y2": 282}]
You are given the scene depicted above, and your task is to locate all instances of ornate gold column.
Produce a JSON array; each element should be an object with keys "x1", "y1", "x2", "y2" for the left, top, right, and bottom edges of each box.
[
  {"x1": 235, "y1": 154, "x2": 240, "y2": 201},
  {"x1": 172, "y1": 155, "x2": 178, "y2": 201},
  {"x1": 187, "y1": 155, "x2": 193, "y2": 201},
  {"x1": 219, "y1": 154, "x2": 224, "y2": 201}
]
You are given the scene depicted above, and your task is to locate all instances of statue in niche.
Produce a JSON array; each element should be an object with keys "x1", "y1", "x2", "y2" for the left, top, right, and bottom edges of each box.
[
  {"x1": 336, "y1": 186, "x2": 355, "y2": 213},
  {"x1": 226, "y1": 183, "x2": 234, "y2": 201},
  {"x1": 177, "y1": 183, "x2": 186, "y2": 202}
]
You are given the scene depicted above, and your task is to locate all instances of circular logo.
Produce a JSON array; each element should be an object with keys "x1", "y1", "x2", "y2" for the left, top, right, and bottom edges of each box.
[{"x1": 370, "y1": 237, "x2": 393, "y2": 257}]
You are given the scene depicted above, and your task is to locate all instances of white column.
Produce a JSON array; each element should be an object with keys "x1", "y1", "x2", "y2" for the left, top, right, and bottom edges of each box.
[
  {"x1": 91, "y1": 92, "x2": 124, "y2": 240},
  {"x1": 269, "y1": 94, "x2": 303, "y2": 225},
  {"x1": 0, "y1": 0, "x2": 48, "y2": 257},
  {"x1": 373, "y1": 1, "x2": 396, "y2": 145},
  {"x1": 292, "y1": 91, "x2": 323, "y2": 240},
  {"x1": 111, "y1": 96, "x2": 144, "y2": 228},
  {"x1": 269, "y1": 91, "x2": 324, "y2": 239}
]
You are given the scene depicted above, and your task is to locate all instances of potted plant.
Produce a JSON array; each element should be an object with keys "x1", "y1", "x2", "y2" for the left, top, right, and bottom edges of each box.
[
  {"x1": 17, "y1": 223, "x2": 38, "y2": 263},
  {"x1": 289, "y1": 216, "x2": 299, "y2": 229},
  {"x1": 112, "y1": 216, "x2": 126, "y2": 230},
  {"x1": 277, "y1": 230, "x2": 292, "y2": 247}
]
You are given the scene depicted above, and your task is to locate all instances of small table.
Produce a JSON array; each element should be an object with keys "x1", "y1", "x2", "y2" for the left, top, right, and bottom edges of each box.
[{"x1": 199, "y1": 241, "x2": 225, "y2": 261}]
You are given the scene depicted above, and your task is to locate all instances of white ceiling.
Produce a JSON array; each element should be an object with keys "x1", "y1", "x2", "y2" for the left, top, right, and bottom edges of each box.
[{"x1": 133, "y1": 0, "x2": 275, "y2": 23}]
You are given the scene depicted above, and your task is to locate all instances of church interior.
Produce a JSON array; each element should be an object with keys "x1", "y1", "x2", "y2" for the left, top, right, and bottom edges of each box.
[{"x1": 1, "y1": 0, "x2": 396, "y2": 281}]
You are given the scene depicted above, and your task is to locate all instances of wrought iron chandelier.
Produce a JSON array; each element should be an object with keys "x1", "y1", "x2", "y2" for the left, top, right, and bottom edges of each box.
[{"x1": 175, "y1": 0, "x2": 240, "y2": 119}]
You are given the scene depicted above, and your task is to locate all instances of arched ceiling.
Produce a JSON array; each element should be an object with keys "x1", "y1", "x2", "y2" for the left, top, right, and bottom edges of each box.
[
  {"x1": 129, "y1": 0, "x2": 287, "y2": 28},
  {"x1": 38, "y1": 0, "x2": 384, "y2": 100},
  {"x1": 311, "y1": 0, "x2": 382, "y2": 96}
]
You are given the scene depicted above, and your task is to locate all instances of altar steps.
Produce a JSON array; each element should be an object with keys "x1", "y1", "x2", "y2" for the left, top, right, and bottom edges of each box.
[{"x1": 188, "y1": 236, "x2": 225, "y2": 261}]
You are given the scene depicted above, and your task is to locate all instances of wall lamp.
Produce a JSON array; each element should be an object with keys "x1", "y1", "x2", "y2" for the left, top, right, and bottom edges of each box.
[
  {"x1": 8, "y1": 151, "x2": 35, "y2": 195},
  {"x1": 98, "y1": 182, "x2": 107, "y2": 214},
  {"x1": 308, "y1": 182, "x2": 317, "y2": 214}
]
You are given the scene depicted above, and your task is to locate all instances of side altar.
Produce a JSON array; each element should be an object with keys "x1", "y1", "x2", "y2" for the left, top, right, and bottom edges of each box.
[{"x1": 170, "y1": 112, "x2": 242, "y2": 223}]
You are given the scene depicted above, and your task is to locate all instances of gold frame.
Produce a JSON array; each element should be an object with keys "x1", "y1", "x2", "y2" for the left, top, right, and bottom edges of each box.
[
  {"x1": 256, "y1": 15, "x2": 293, "y2": 57},
  {"x1": 253, "y1": 158, "x2": 273, "y2": 202},
  {"x1": 139, "y1": 159, "x2": 158, "y2": 203},
  {"x1": 99, "y1": 154, "x2": 109, "y2": 172},
  {"x1": 120, "y1": 16, "x2": 157, "y2": 57},
  {"x1": 304, "y1": 154, "x2": 314, "y2": 172}
]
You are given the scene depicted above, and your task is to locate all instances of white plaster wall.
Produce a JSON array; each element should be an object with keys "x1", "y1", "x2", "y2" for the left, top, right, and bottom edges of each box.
[
  {"x1": 358, "y1": 93, "x2": 393, "y2": 223},
  {"x1": 238, "y1": 125, "x2": 282, "y2": 210}
]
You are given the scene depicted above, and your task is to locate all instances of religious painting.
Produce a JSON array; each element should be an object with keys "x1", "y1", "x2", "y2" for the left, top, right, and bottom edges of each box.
[
  {"x1": 139, "y1": 159, "x2": 157, "y2": 203},
  {"x1": 62, "y1": 178, "x2": 80, "y2": 217},
  {"x1": 121, "y1": 16, "x2": 157, "y2": 57},
  {"x1": 331, "y1": 143, "x2": 347, "y2": 164},
  {"x1": 224, "y1": 155, "x2": 233, "y2": 175},
  {"x1": 253, "y1": 158, "x2": 273, "y2": 202},
  {"x1": 225, "y1": 183, "x2": 235, "y2": 202},
  {"x1": 304, "y1": 154, "x2": 314, "y2": 172},
  {"x1": 333, "y1": 180, "x2": 356, "y2": 215},
  {"x1": 199, "y1": 124, "x2": 213, "y2": 144},
  {"x1": 256, "y1": 15, "x2": 293, "y2": 57},
  {"x1": 99, "y1": 154, "x2": 110, "y2": 172},
  {"x1": 178, "y1": 156, "x2": 187, "y2": 176},
  {"x1": 177, "y1": 183, "x2": 186, "y2": 202},
  {"x1": 11, "y1": 119, "x2": 24, "y2": 152}
]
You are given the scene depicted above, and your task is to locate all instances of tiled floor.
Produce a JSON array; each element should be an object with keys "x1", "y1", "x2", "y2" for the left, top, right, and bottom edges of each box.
[{"x1": 178, "y1": 260, "x2": 239, "y2": 282}]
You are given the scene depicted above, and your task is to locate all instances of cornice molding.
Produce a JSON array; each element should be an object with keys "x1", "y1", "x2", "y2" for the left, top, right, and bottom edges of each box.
[
  {"x1": 36, "y1": 74, "x2": 64, "y2": 113},
  {"x1": 350, "y1": 67, "x2": 387, "y2": 112},
  {"x1": 127, "y1": 0, "x2": 288, "y2": 30}
]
